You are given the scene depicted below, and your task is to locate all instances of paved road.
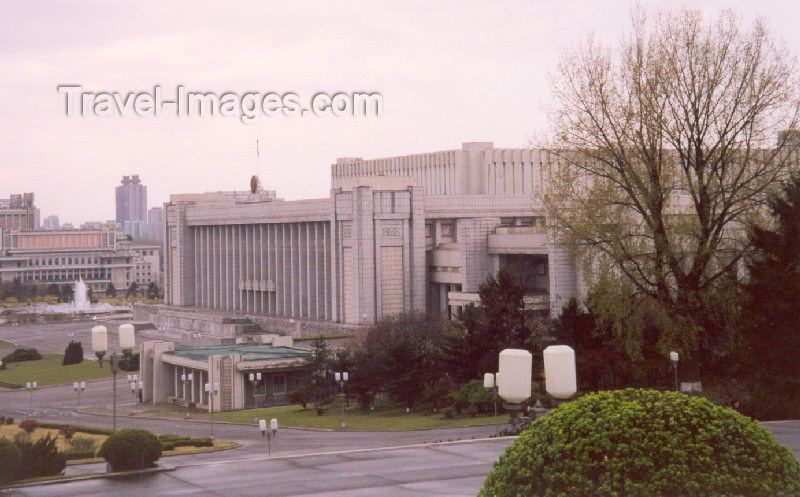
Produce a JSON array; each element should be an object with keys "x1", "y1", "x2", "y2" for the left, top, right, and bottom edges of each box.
[{"x1": 2, "y1": 438, "x2": 514, "y2": 497}]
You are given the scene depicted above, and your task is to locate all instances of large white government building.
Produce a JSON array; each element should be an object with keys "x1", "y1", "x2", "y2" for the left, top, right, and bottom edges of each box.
[{"x1": 147, "y1": 142, "x2": 579, "y2": 340}]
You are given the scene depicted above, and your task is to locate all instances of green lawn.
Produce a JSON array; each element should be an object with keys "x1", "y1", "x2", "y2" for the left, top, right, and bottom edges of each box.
[
  {"x1": 0, "y1": 340, "x2": 14, "y2": 348},
  {"x1": 0, "y1": 354, "x2": 118, "y2": 388},
  {"x1": 205, "y1": 404, "x2": 502, "y2": 431}
]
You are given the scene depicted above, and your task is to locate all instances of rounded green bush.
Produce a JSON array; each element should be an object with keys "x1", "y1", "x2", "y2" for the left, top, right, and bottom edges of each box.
[
  {"x1": 0, "y1": 439, "x2": 21, "y2": 484},
  {"x1": 98, "y1": 429, "x2": 162, "y2": 471},
  {"x1": 480, "y1": 389, "x2": 800, "y2": 497}
]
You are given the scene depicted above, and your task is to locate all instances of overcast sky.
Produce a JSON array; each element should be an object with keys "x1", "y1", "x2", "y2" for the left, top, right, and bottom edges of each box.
[{"x1": 1, "y1": 0, "x2": 798, "y2": 225}]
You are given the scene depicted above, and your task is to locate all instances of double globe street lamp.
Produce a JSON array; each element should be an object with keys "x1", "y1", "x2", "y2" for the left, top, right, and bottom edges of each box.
[
  {"x1": 205, "y1": 381, "x2": 219, "y2": 439},
  {"x1": 334, "y1": 372, "x2": 348, "y2": 430},
  {"x1": 258, "y1": 418, "x2": 278, "y2": 457},
  {"x1": 181, "y1": 373, "x2": 194, "y2": 418},
  {"x1": 73, "y1": 381, "x2": 86, "y2": 409},
  {"x1": 91, "y1": 323, "x2": 136, "y2": 431}
]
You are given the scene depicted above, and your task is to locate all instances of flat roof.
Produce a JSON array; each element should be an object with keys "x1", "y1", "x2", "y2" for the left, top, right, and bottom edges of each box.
[{"x1": 165, "y1": 344, "x2": 311, "y2": 363}]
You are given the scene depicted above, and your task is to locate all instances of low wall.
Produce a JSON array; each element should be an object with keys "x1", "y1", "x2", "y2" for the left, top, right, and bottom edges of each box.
[{"x1": 133, "y1": 303, "x2": 359, "y2": 344}]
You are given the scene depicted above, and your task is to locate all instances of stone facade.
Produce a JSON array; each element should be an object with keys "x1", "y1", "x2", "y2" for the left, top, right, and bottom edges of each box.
[{"x1": 161, "y1": 142, "x2": 581, "y2": 337}]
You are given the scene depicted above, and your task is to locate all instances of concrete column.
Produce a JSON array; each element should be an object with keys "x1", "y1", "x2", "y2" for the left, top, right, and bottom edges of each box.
[{"x1": 230, "y1": 354, "x2": 245, "y2": 410}]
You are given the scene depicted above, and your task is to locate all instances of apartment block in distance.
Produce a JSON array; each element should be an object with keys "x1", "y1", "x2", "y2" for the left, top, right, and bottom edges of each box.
[
  {"x1": 0, "y1": 224, "x2": 161, "y2": 292},
  {"x1": 0, "y1": 193, "x2": 39, "y2": 231}
]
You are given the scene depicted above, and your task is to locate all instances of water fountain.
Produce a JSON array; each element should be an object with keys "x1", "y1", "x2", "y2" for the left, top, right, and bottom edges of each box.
[
  {"x1": 72, "y1": 278, "x2": 90, "y2": 312},
  {"x1": 29, "y1": 279, "x2": 130, "y2": 316}
]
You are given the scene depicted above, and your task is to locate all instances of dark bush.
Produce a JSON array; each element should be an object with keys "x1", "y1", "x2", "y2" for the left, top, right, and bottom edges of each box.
[
  {"x1": 0, "y1": 439, "x2": 21, "y2": 484},
  {"x1": 2, "y1": 348, "x2": 42, "y2": 363},
  {"x1": 161, "y1": 442, "x2": 175, "y2": 451},
  {"x1": 18, "y1": 418, "x2": 38, "y2": 433},
  {"x1": 117, "y1": 352, "x2": 139, "y2": 372},
  {"x1": 480, "y1": 389, "x2": 800, "y2": 497},
  {"x1": 59, "y1": 425, "x2": 77, "y2": 439},
  {"x1": 5, "y1": 417, "x2": 14, "y2": 425},
  {"x1": 98, "y1": 429, "x2": 162, "y2": 471},
  {"x1": 62, "y1": 341, "x2": 84, "y2": 366},
  {"x1": 442, "y1": 406, "x2": 456, "y2": 419},
  {"x1": 14, "y1": 434, "x2": 66, "y2": 481},
  {"x1": 288, "y1": 387, "x2": 311, "y2": 409}
]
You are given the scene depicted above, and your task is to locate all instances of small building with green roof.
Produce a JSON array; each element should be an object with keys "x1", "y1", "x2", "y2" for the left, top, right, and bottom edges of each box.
[{"x1": 140, "y1": 339, "x2": 311, "y2": 411}]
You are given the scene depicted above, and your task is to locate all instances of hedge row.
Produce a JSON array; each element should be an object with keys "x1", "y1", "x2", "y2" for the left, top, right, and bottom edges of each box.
[{"x1": 36, "y1": 422, "x2": 114, "y2": 436}]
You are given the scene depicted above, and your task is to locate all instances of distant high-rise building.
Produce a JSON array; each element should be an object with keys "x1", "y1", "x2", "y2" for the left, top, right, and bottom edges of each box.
[
  {"x1": 147, "y1": 207, "x2": 164, "y2": 241},
  {"x1": 116, "y1": 175, "x2": 147, "y2": 235},
  {"x1": 43, "y1": 215, "x2": 60, "y2": 230},
  {"x1": 0, "y1": 193, "x2": 39, "y2": 231}
]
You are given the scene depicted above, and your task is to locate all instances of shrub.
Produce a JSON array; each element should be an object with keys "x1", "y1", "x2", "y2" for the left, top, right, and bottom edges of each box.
[
  {"x1": 4, "y1": 417, "x2": 13, "y2": 425},
  {"x1": 455, "y1": 379, "x2": 493, "y2": 414},
  {"x1": 37, "y1": 422, "x2": 113, "y2": 435},
  {"x1": 2, "y1": 348, "x2": 42, "y2": 363},
  {"x1": 62, "y1": 341, "x2": 84, "y2": 366},
  {"x1": 157, "y1": 434, "x2": 212, "y2": 448},
  {"x1": 442, "y1": 406, "x2": 456, "y2": 419},
  {"x1": 466, "y1": 404, "x2": 479, "y2": 417},
  {"x1": 59, "y1": 425, "x2": 77, "y2": 439},
  {"x1": 480, "y1": 389, "x2": 800, "y2": 497},
  {"x1": 288, "y1": 387, "x2": 311, "y2": 410},
  {"x1": 98, "y1": 429, "x2": 162, "y2": 471},
  {"x1": 19, "y1": 418, "x2": 38, "y2": 433},
  {"x1": 14, "y1": 434, "x2": 66, "y2": 481},
  {"x1": 0, "y1": 439, "x2": 21, "y2": 484},
  {"x1": 117, "y1": 352, "x2": 139, "y2": 372},
  {"x1": 161, "y1": 442, "x2": 175, "y2": 451},
  {"x1": 67, "y1": 436, "x2": 96, "y2": 453}
]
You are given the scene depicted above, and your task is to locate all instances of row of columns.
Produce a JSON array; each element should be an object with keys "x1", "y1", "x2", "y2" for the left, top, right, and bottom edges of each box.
[
  {"x1": 173, "y1": 365, "x2": 211, "y2": 407},
  {"x1": 192, "y1": 222, "x2": 332, "y2": 320}
]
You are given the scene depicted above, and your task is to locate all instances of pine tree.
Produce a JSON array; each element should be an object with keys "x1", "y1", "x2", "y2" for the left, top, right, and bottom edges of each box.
[{"x1": 738, "y1": 176, "x2": 800, "y2": 419}]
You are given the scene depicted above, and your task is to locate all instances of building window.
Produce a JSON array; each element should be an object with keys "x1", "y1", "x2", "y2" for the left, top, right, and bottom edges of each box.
[
  {"x1": 273, "y1": 375, "x2": 286, "y2": 395},
  {"x1": 255, "y1": 377, "x2": 267, "y2": 396},
  {"x1": 441, "y1": 222, "x2": 454, "y2": 238},
  {"x1": 425, "y1": 223, "x2": 432, "y2": 238}
]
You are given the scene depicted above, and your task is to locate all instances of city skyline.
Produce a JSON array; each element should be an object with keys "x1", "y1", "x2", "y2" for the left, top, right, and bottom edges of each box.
[{"x1": 2, "y1": 0, "x2": 798, "y2": 224}]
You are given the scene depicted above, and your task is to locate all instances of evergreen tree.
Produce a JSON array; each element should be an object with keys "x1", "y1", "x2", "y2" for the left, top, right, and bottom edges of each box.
[
  {"x1": 62, "y1": 341, "x2": 84, "y2": 366},
  {"x1": 737, "y1": 176, "x2": 800, "y2": 420}
]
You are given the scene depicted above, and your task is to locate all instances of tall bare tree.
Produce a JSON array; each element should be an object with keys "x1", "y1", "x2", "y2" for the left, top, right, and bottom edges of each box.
[{"x1": 542, "y1": 6, "x2": 800, "y2": 361}]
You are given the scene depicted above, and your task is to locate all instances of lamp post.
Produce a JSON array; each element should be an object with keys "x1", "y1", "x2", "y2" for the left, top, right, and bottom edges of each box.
[
  {"x1": 670, "y1": 351, "x2": 679, "y2": 391},
  {"x1": 258, "y1": 418, "x2": 278, "y2": 457},
  {"x1": 26, "y1": 381, "x2": 37, "y2": 404},
  {"x1": 91, "y1": 324, "x2": 136, "y2": 431},
  {"x1": 249, "y1": 372, "x2": 262, "y2": 408},
  {"x1": 483, "y1": 373, "x2": 498, "y2": 436},
  {"x1": 334, "y1": 372, "x2": 348, "y2": 430},
  {"x1": 73, "y1": 381, "x2": 85, "y2": 409},
  {"x1": 181, "y1": 372, "x2": 194, "y2": 418},
  {"x1": 205, "y1": 382, "x2": 219, "y2": 439}
]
